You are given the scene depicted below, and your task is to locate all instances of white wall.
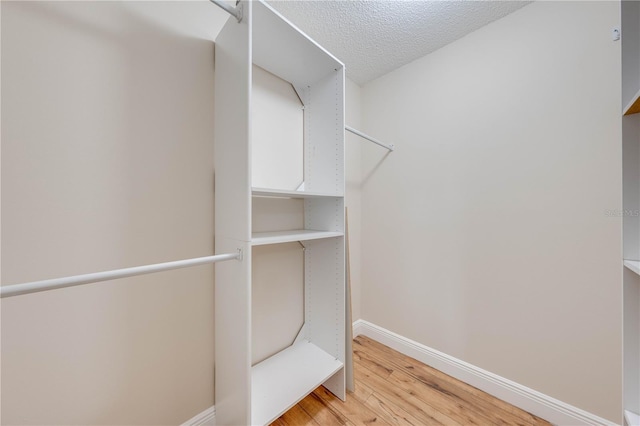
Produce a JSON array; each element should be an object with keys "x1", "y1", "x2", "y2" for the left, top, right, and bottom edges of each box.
[
  {"x1": 360, "y1": 1, "x2": 623, "y2": 422},
  {"x1": 1, "y1": 2, "x2": 227, "y2": 424}
]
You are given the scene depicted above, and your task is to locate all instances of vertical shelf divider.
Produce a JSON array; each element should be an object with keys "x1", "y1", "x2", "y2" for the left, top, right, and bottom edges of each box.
[
  {"x1": 622, "y1": 1, "x2": 640, "y2": 422},
  {"x1": 213, "y1": 2, "x2": 252, "y2": 424},
  {"x1": 214, "y1": 1, "x2": 346, "y2": 424}
]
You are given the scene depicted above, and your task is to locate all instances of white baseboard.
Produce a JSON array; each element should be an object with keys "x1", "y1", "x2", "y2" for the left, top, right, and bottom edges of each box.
[
  {"x1": 352, "y1": 319, "x2": 617, "y2": 426},
  {"x1": 181, "y1": 406, "x2": 215, "y2": 426}
]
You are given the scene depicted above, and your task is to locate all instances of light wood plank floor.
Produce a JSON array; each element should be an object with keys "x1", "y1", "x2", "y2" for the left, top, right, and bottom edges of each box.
[{"x1": 271, "y1": 336, "x2": 551, "y2": 426}]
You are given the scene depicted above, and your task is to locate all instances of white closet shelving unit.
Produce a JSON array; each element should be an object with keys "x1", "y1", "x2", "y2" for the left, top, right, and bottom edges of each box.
[
  {"x1": 213, "y1": 1, "x2": 346, "y2": 425},
  {"x1": 623, "y1": 1, "x2": 640, "y2": 424}
]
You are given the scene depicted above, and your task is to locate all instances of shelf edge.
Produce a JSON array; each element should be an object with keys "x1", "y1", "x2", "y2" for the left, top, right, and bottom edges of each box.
[
  {"x1": 624, "y1": 260, "x2": 640, "y2": 276},
  {"x1": 251, "y1": 230, "x2": 343, "y2": 246},
  {"x1": 252, "y1": 187, "x2": 344, "y2": 198},
  {"x1": 623, "y1": 88, "x2": 640, "y2": 115}
]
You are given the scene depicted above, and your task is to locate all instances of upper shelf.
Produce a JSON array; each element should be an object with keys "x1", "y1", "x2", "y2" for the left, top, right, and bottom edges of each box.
[
  {"x1": 623, "y1": 88, "x2": 640, "y2": 115},
  {"x1": 252, "y1": 1, "x2": 343, "y2": 87},
  {"x1": 252, "y1": 187, "x2": 343, "y2": 199}
]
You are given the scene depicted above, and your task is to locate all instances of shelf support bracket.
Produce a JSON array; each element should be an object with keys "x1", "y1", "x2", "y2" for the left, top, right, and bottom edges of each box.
[{"x1": 210, "y1": 0, "x2": 243, "y2": 22}]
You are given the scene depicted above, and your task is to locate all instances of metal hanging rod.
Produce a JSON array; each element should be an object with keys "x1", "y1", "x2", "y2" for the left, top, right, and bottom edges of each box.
[
  {"x1": 0, "y1": 251, "x2": 243, "y2": 299},
  {"x1": 345, "y1": 126, "x2": 395, "y2": 152},
  {"x1": 210, "y1": 0, "x2": 243, "y2": 22}
]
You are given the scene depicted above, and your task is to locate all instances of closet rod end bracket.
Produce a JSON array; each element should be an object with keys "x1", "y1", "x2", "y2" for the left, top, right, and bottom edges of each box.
[
  {"x1": 210, "y1": 0, "x2": 243, "y2": 23},
  {"x1": 234, "y1": 2, "x2": 243, "y2": 23}
]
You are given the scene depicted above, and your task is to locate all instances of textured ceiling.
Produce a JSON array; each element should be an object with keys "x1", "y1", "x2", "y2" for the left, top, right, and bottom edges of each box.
[{"x1": 268, "y1": 1, "x2": 530, "y2": 85}]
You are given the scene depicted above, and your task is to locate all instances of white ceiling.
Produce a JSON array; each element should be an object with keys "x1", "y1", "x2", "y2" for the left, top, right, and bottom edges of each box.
[{"x1": 268, "y1": 1, "x2": 531, "y2": 85}]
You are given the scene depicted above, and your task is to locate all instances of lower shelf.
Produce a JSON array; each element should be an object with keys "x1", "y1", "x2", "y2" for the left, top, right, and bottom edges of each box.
[
  {"x1": 251, "y1": 341, "x2": 343, "y2": 425},
  {"x1": 624, "y1": 260, "x2": 640, "y2": 276},
  {"x1": 625, "y1": 409, "x2": 640, "y2": 426}
]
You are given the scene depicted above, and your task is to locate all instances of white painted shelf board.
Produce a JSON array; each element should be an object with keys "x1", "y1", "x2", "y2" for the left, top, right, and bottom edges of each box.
[
  {"x1": 252, "y1": 187, "x2": 343, "y2": 199},
  {"x1": 252, "y1": 1, "x2": 343, "y2": 88},
  {"x1": 626, "y1": 409, "x2": 640, "y2": 426},
  {"x1": 251, "y1": 230, "x2": 343, "y2": 246},
  {"x1": 624, "y1": 260, "x2": 640, "y2": 276},
  {"x1": 252, "y1": 341, "x2": 343, "y2": 425}
]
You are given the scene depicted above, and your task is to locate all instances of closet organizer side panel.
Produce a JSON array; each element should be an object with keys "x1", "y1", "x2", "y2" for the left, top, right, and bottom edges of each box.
[
  {"x1": 214, "y1": 5, "x2": 251, "y2": 243},
  {"x1": 304, "y1": 70, "x2": 345, "y2": 195},
  {"x1": 622, "y1": 0, "x2": 640, "y2": 419},
  {"x1": 624, "y1": 267, "x2": 640, "y2": 415},
  {"x1": 251, "y1": 65, "x2": 304, "y2": 191},
  {"x1": 623, "y1": 116, "x2": 640, "y2": 262},
  {"x1": 622, "y1": 0, "x2": 640, "y2": 262},
  {"x1": 304, "y1": 68, "x2": 346, "y2": 400},
  {"x1": 214, "y1": 2, "x2": 252, "y2": 425},
  {"x1": 305, "y1": 236, "x2": 346, "y2": 400},
  {"x1": 250, "y1": 62, "x2": 306, "y2": 365}
]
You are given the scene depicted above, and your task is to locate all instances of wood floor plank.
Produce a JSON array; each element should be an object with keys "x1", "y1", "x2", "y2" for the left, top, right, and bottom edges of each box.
[
  {"x1": 280, "y1": 404, "x2": 321, "y2": 426},
  {"x1": 355, "y1": 363, "x2": 450, "y2": 425},
  {"x1": 270, "y1": 418, "x2": 288, "y2": 426},
  {"x1": 349, "y1": 377, "x2": 375, "y2": 405},
  {"x1": 396, "y1": 367, "x2": 529, "y2": 426},
  {"x1": 297, "y1": 392, "x2": 353, "y2": 426},
  {"x1": 388, "y1": 368, "x2": 509, "y2": 426},
  {"x1": 313, "y1": 383, "x2": 380, "y2": 426},
  {"x1": 357, "y1": 335, "x2": 546, "y2": 424},
  {"x1": 356, "y1": 338, "x2": 531, "y2": 426},
  {"x1": 532, "y1": 416, "x2": 555, "y2": 426},
  {"x1": 363, "y1": 392, "x2": 426, "y2": 426},
  {"x1": 353, "y1": 346, "x2": 394, "y2": 379},
  {"x1": 355, "y1": 336, "x2": 547, "y2": 425},
  {"x1": 270, "y1": 335, "x2": 551, "y2": 426}
]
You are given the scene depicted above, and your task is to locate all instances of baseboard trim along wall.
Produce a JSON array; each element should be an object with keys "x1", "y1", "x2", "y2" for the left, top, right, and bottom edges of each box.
[
  {"x1": 353, "y1": 319, "x2": 618, "y2": 426},
  {"x1": 184, "y1": 320, "x2": 617, "y2": 426},
  {"x1": 181, "y1": 406, "x2": 215, "y2": 426}
]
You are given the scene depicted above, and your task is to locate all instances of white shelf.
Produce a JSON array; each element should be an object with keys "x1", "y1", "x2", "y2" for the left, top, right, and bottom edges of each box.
[
  {"x1": 252, "y1": 187, "x2": 343, "y2": 199},
  {"x1": 625, "y1": 260, "x2": 640, "y2": 276},
  {"x1": 252, "y1": 341, "x2": 343, "y2": 425},
  {"x1": 251, "y1": 229, "x2": 343, "y2": 246},
  {"x1": 626, "y1": 410, "x2": 640, "y2": 426},
  {"x1": 253, "y1": 1, "x2": 343, "y2": 88}
]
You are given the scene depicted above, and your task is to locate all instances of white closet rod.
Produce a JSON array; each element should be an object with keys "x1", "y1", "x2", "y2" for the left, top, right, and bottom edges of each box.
[
  {"x1": 210, "y1": 0, "x2": 242, "y2": 22},
  {"x1": 345, "y1": 126, "x2": 394, "y2": 151},
  {"x1": 0, "y1": 251, "x2": 242, "y2": 299}
]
